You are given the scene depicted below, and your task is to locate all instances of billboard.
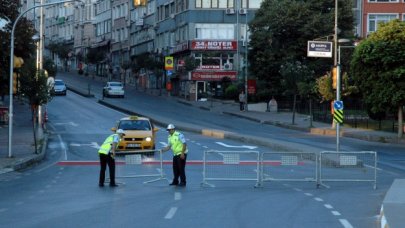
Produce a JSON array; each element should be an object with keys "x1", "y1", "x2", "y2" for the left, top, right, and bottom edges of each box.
[{"x1": 307, "y1": 41, "x2": 333, "y2": 58}]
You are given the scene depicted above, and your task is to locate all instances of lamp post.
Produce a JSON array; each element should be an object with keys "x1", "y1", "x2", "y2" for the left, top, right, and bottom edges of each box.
[
  {"x1": 244, "y1": 10, "x2": 248, "y2": 111},
  {"x1": 8, "y1": 0, "x2": 82, "y2": 158},
  {"x1": 333, "y1": 0, "x2": 340, "y2": 153}
]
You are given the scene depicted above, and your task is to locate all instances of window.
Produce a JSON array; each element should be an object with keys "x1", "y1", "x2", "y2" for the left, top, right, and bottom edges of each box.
[
  {"x1": 368, "y1": 14, "x2": 398, "y2": 33},
  {"x1": 196, "y1": 0, "x2": 234, "y2": 8},
  {"x1": 195, "y1": 24, "x2": 234, "y2": 39}
]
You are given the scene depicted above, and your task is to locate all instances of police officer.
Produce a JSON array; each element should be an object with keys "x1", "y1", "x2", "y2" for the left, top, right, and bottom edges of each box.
[
  {"x1": 161, "y1": 124, "x2": 188, "y2": 187},
  {"x1": 98, "y1": 129, "x2": 125, "y2": 187}
]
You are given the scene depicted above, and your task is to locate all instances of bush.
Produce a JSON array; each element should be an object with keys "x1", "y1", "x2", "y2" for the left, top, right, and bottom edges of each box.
[{"x1": 225, "y1": 84, "x2": 238, "y2": 100}]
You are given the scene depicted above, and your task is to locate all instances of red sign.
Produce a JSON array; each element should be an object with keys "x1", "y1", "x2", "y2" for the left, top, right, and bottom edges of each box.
[
  {"x1": 191, "y1": 71, "x2": 237, "y2": 81},
  {"x1": 247, "y1": 79, "x2": 256, "y2": 95},
  {"x1": 191, "y1": 40, "x2": 237, "y2": 51}
]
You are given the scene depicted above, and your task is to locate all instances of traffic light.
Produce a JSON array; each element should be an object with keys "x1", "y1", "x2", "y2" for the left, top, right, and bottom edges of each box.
[
  {"x1": 13, "y1": 73, "x2": 18, "y2": 94},
  {"x1": 13, "y1": 56, "x2": 24, "y2": 95},
  {"x1": 332, "y1": 66, "x2": 337, "y2": 89}
]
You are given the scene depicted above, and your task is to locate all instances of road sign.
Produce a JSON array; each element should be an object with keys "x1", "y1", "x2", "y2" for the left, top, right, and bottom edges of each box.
[
  {"x1": 307, "y1": 41, "x2": 333, "y2": 58},
  {"x1": 167, "y1": 70, "x2": 172, "y2": 76},
  {"x1": 334, "y1": 109, "x2": 344, "y2": 124},
  {"x1": 334, "y1": 101, "x2": 344, "y2": 110}
]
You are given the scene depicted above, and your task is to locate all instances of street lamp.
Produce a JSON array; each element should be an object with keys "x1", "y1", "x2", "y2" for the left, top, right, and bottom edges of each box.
[{"x1": 8, "y1": 0, "x2": 83, "y2": 158}]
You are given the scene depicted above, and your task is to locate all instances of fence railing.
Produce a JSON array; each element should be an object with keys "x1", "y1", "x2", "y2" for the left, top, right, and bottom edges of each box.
[{"x1": 114, "y1": 149, "x2": 168, "y2": 184}]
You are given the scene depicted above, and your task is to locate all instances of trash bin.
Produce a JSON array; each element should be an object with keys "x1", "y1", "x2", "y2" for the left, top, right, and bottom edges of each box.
[
  {"x1": 0, "y1": 107, "x2": 9, "y2": 125},
  {"x1": 268, "y1": 97, "x2": 278, "y2": 112}
]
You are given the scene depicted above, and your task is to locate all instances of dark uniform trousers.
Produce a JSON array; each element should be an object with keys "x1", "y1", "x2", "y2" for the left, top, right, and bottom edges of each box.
[
  {"x1": 172, "y1": 154, "x2": 187, "y2": 184},
  {"x1": 99, "y1": 153, "x2": 116, "y2": 185}
]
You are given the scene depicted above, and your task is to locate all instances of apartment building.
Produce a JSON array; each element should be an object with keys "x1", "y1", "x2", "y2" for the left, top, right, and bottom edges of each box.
[{"x1": 361, "y1": 0, "x2": 405, "y2": 37}]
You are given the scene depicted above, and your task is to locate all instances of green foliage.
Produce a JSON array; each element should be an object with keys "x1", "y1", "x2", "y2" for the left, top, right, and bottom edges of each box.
[
  {"x1": 86, "y1": 48, "x2": 105, "y2": 64},
  {"x1": 0, "y1": 0, "x2": 36, "y2": 97},
  {"x1": 350, "y1": 19, "x2": 405, "y2": 114},
  {"x1": 316, "y1": 73, "x2": 334, "y2": 102},
  {"x1": 279, "y1": 61, "x2": 314, "y2": 96},
  {"x1": 47, "y1": 42, "x2": 72, "y2": 60},
  {"x1": 224, "y1": 84, "x2": 238, "y2": 100},
  {"x1": 184, "y1": 56, "x2": 197, "y2": 71},
  {"x1": 249, "y1": 0, "x2": 354, "y2": 97},
  {"x1": 19, "y1": 59, "x2": 53, "y2": 107},
  {"x1": 43, "y1": 58, "x2": 57, "y2": 77}
]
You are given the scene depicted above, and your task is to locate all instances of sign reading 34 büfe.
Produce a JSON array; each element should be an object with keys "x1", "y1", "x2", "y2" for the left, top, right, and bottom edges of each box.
[{"x1": 191, "y1": 40, "x2": 237, "y2": 51}]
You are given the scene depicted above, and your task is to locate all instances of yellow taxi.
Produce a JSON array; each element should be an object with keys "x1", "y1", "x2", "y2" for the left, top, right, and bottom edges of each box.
[{"x1": 111, "y1": 116, "x2": 159, "y2": 152}]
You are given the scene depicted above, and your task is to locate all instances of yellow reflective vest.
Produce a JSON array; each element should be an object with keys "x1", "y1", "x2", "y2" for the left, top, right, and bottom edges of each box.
[
  {"x1": 168, "y1": 131, "x2": 187, "y2": 156},
  {"x1": 98, "y1": 134, "x2": 119, "y2": 155}
]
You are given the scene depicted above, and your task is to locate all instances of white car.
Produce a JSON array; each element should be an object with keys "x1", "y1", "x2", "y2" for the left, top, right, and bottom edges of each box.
[
  {"x1": 52, "y1": 79, "x2": 67, "y2": 96},
  {"x1": 103, "y1": 81, "x2": 125, "y2": 98}
]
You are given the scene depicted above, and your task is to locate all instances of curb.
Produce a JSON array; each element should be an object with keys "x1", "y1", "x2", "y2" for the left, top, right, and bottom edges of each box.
[{"x1": 8, "y1": 133, "x2": 49, "y2": 172}]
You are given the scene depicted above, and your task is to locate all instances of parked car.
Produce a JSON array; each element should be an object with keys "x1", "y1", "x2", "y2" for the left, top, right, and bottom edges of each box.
[
  {"x1": 52, "y1": 79, "x2": 67, "y2": 96},
  {"x1": 103, "y1": 81, "x2": 125, "y2": 98},
  {"x1": 112, "y1": 116, "x2": 159, "y2": 155}
]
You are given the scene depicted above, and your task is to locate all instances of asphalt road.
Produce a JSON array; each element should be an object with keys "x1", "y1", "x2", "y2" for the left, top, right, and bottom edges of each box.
[{"x1": 0, "y1": 80, "x2": 401, "y2": 227}]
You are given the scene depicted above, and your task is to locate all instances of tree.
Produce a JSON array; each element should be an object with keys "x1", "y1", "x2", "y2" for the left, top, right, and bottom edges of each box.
[
  {"x1": 19, "y1": 59, "x2": 53, "y2": 153},
  {"x1": 279, "y1": 61, "x2": 314, "y2": 124},
  {"x1": 350, "y1": 19, "x2": 405, "y2": 138},
  {"x1": 0, "y1": 0, "x2": 37, "y2": 98},
  {"x1": 249, "y1": 0, "x2": 354, "y2": 97}
]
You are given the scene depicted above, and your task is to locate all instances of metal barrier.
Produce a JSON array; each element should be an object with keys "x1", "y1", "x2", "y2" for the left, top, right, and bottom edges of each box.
[
  {"x1": 201, "y1": 150, "x2": 260, "y2": 187},
  {"x1": 319, "y1": 151, "x2": 377, "y2": 189},
  {"x1": 114, "y1": 149, "x2": 168, "y2": 184},
  {"x1": 260, "y1": 152, "x2": 318, "y2": 187}
]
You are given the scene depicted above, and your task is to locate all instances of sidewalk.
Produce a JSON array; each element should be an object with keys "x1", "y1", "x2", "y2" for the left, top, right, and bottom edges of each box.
[{"x1": 0, "y1": 98, "x2": 47, "y2": 174}]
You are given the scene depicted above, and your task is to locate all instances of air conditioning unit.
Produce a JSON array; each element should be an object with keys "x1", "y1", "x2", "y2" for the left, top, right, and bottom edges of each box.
[
  {"x1": 225, "y1": 8, "x2": 235, "y2": 15},
  {"x1": 239, "y1": 8, "x2": 247, "y2": 15},
  {"x1": 223, "y1": 62, "x2": 232, "y2": 70}
]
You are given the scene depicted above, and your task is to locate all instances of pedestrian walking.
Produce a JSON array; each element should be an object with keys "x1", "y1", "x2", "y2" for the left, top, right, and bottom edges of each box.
[
  {"x1": 98, "y1": 129, "x2": 125, "y2": 187},
  {"x1": 239, "y1": 90, "x2": 246, "y2": 111},
  {"x1": 161, "y1": 124, "x2": 188, "y2": 187}
]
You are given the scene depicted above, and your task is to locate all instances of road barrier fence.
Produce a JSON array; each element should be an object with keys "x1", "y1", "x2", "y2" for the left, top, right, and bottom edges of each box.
[
  {"x1": 201, "y1": 150, "x2": 377, "y2": 189},
  {"x1": 114, "y1": 149, "x2": 168, "y2": 184}
]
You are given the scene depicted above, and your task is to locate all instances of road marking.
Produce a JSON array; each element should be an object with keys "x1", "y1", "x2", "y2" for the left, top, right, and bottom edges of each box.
[
  {"x1": 293, "y1": 188, "x2": 302, "y2": 192},
  {"x1": 324, "y1": 204, "x2": 333, "y2": 209},
  {"x1": 203, "y1": 146, "x2": 208, "y2": 149},
  {"x1": 54, "y1": 122, "x2": 79, "y2": 127},
  {"x1": 331, "y1": 211, "x2": 341, "y2": 216},
  {"x1": 164, "y1": 207, "x2": 177, "y2": 219},
  {"x1": 339, "y1": 219, "x2": 353, "y2": 228},
  {"x1": 215, "y1": 142, "x2": 257, "y2": 150},
  {"x1": 15, "y1": 202, "x2": 23, "y2": 206},
  {"x1": 304, "y1": 193, "x2": 313, "y2": 196},
  {"x1": 174, "y1": 192, "x2": 181, "y2": 201},
  {"x1": 70, "y1": 142, "x2": 100, "y2": 149},
  {"x1": 58, "y1": 134, "x2": 67, "y2": 160},
  {"x1": 159, "y1": 142, "x2": 168, "y2": 147},
  {"x1": 0, "y1": 208, "x2": 7, "y2": 213},
  {"x1": 314, "y1": 197, "x2": 323, "y2": 202}
]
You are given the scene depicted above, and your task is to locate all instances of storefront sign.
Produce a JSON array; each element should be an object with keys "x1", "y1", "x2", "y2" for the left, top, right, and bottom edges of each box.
[
  {"x1": 191, "y1": 40, "x2": 237, "y2": 51},
  {"x1": 191, "y1": 71, "x2": 237, "y2": 81},
  {"x1": 197, "y1": 65, "x2": 221, "y2": 70},
  {"x1": 165, "y1": 56, "x2": 174, "y2": 70}
]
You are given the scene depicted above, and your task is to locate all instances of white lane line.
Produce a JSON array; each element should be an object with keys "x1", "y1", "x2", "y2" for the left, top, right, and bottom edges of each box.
[
  {"x1": 324, "y1": 204, "x2": 333, "y2": 209},
  {"x1": 196, "y1": 143, "x2": 201, "y2": 146},
  {"x1": 164, "y1": 207, "x2": 178, "y2": 219},
  {"x1": 0, "y1": 208, "x2": 8, "y2": 213},
  {"x1": 339, "y1": 219, "x2": 353, "y2": 228},
  {"x1": 293, "y1": 188, "x2": 302, "y2": 192},
  {"x1": 58, "y1": 134, "x2": 67, "y2": 160},
  {"x1": 314, "y1": 197, "x2": 323, "y2": 202},
  {"x1": 304, "y1": 193, "x2": 313, "y2": 196},
  {"x1": 331, "y1": 211, "x2": 341, "y2": 216},
  {"x1": 203, "y1": 146, "x2": 208, "y2": 149},
  {"x1": 174, "y1": 192, "x2": 181, "y2": 201},
  {"x1": 15, "y1": 202, "x2": 24, "y2": 206}
]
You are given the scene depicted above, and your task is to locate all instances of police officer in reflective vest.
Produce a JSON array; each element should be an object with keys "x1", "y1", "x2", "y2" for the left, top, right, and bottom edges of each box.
[
  {"x1": 161, "y1": 124, "x2": 188, "y2": 187},
  {"x1": 98, "y1": 129, "x2": 125, "y2": 187}
]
